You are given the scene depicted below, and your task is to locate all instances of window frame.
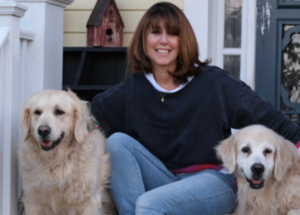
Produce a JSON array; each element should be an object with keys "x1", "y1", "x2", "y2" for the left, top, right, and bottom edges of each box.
[{"x1": 184, "y1": 0, "x2": 257, "y2": 89}]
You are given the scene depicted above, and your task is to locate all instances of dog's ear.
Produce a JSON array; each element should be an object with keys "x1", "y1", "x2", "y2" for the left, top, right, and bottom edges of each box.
[
  {"x1": 21, "y1": 106, "x2": 31, "y2": 142},
  {"x1": 215, "y1": 134, "x2": 237, "y2": 173},
  {"x1": 68, "y1": 91, "x2": 90, "y2": 144},
  {"x1": 274, "y1": 137, "x2": 299, "y2": 181},
  {"x1": 20, "y1": 95, "x2": 37, "y2": 142}
]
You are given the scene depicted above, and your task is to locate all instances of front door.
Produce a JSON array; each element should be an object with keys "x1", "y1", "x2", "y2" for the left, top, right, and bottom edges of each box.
[{"x1": 255, "y1": 0, "x2": 300, "y2": 124}]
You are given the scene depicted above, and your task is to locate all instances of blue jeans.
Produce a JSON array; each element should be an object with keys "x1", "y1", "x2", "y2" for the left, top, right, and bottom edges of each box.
[{"x1": 105, "y1": 132, "x2": 237, "y2": 215}]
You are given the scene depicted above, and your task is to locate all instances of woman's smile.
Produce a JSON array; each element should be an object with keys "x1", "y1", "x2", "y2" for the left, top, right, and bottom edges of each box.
[
  {"x1": 156, "y1": 49, "x2": 170, "y2": 53},
  {"x1": 145, "y1": 21, "x2": 179, "y2": 73}
]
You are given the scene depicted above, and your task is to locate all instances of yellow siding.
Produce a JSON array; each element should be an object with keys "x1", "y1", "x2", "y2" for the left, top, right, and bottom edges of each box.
[
  {"x1": 63, "y1": 32, "x2": 134, "y2": 47},
  {"x1": 63, "y1": 0, "x2": 184, "y2": 47}
]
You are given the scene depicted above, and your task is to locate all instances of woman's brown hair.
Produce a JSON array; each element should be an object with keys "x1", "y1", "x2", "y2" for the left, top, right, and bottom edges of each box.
[{"x1": 127, "y1": 2, "x2": 210, "y2": 84}]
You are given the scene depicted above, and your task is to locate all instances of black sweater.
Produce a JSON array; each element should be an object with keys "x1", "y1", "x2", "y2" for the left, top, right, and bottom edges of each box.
[{"x1": 91, "y1": 65, "x2": 300, "y2": 169}]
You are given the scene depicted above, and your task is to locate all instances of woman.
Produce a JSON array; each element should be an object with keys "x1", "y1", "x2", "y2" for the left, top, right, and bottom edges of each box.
[{"x1": 91, "y1": 2, "x2": 300, "y2": 215}]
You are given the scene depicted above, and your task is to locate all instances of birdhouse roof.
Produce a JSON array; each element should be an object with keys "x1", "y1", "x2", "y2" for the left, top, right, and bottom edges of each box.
[{"x1": 86, "y1": 0, "x2": 125, "y2": 27}]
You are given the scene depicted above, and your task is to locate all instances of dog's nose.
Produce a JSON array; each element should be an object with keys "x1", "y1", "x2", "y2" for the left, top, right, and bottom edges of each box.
[
  {"x1": 251, "y1": 163, "x2": 265, "y2": 174},
  {"x1": 38, "y1": 126, "x2": 51, "y2": 137}
]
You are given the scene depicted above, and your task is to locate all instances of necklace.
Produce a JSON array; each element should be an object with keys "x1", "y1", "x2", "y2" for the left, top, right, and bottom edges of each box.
[{"x1": 159, "y1": 91, "x2": 166, "y2": 102}]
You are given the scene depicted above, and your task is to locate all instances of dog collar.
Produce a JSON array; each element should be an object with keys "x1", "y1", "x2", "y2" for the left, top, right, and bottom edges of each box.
[{"x1": 83, "y1": 101, "x2": 99, "y2": 131}]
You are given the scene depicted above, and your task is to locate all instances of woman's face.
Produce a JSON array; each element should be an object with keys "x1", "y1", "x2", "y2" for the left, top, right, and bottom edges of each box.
[{"x1": 145, "y1": 20, "x2": 180, "y2": 73}]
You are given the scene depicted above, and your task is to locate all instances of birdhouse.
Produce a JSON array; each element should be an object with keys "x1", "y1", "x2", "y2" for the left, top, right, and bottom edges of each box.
[{"x1": 86, "y1": 0, "x2": 124, "y2": 47}]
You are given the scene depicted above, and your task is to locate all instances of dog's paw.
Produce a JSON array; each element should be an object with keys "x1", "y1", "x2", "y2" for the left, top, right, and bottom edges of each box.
[
  {"x1": 287, "y1": 209, "x2": 300, "y2": 215},
  {"x1": 224, "y1": 213, "x2": 236, "y2": 215},
  {"x1": 224, "y1": 211, "x2": 237, "y2": 215}
]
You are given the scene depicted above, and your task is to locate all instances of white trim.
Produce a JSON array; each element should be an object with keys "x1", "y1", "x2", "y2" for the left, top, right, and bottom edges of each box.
[
  {"x1": 0, "y1": 2, "x2": 27, "y2": 17},
  {"x1": 240, "y1": 0, "x2": 248, "y2": 85},
  {"x1": 221, "y1": 48, "x2": 242, "y2": 55},
  {"x1": 240, "y1": 0, "x2": 257, "y2": 89},
  {"x1": 20, "y1": 29, "x2": 35, "y2": 41},
  {"x1": 208, "y1": 0, "x2": 219, "y2": 65},
  {"x1": 184, "y1": 0, "x2": 210, "y2": 62},
  {"x1": 19, "y1": 38, "x2": 28, "y2": 201},
  {"x1": 212, "y1": 0, "x2": 257, "y2": 89},
  {"x1": 0, "y1": 27, "x2": 9, "y2": 51},
  {"x1": 17, "y1": 0, "x2": 74, "y2": 8},
  {"x1": 0, "y1": 27, "x2": 6, "y2": 215},
  {"x1": 2, "y1": 30, "x2": 12, "y2": 215},
  {"x1": 216, "y1": 0, "x2": 225, "y2": 68}
]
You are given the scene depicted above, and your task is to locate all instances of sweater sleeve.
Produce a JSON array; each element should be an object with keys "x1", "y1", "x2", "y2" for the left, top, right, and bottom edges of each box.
[
  {"x1": 90, "y1": 87, "x2": 127, "y2": 138},
  {"x1": 90, "y1": 93, "x2": 113, "y2": 137},
  {"x1": 232, "y1": 84, "x2": 300, "y2": 144}
]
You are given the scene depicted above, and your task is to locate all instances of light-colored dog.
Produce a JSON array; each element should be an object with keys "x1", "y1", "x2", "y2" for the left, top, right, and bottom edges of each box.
[
  {"x1": 20, "y1": 90, "x2": 116, "y2": 215},
  {"x1": 216, "y1": 124, "x2": 300, "y2": 215}
]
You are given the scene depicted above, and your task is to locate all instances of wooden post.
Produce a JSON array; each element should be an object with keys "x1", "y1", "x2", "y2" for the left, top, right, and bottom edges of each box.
[
  {"x1": 0, "y1": 0, "x2": 74, "y2": 214},
  {"x1": 0, "y1": 2, "x2": 27, "y2": 214}
]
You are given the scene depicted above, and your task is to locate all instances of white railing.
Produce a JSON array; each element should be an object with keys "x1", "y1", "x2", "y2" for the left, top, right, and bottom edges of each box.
[
  {"x1": 18, "y1": 29, "x2": 35, "y2": 215},
  {"x1": 19, "y1": 29, "x2": 35, "y2": 103},
  {"x1": 0, "y1": 27, "x2": 35, "y2": 215},
  {"x1": 0, "y1": 27, "x2": 9, "y2": 50},
  {"x1": 0, "y1": 0, "x2": 74, "y2": 214},
  {"x1": 0, "y1": 26, "x2": 9, "y2": 215}
]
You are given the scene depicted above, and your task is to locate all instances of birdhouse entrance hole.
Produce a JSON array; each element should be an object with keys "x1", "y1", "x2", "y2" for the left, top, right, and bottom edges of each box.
[{"x1": 106, "y1": 29, "x2": 113, "y2": 36}]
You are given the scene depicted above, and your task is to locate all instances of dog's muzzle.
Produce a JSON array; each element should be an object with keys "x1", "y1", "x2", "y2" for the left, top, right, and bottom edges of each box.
[
  {"x1": 245, "y1": 163, "x2": 265, "y2": 189},
  {"x1": 38, "y1": 126, "x2": 64, "y2": 151}
]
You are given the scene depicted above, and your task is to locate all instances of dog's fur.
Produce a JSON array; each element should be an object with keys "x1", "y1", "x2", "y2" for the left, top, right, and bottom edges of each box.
[
  {"x1": 216, "y1": 125, "x2": 300, "y2": 215},
  {"x1": 20, "y1": 90, "x2": 116, "y2": 215}
]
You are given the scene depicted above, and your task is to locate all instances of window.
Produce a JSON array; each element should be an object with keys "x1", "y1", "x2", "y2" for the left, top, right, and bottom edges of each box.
[
  {"x1": 184, "y1": 0, "x2": 256, "y2": 88},
  {"x1": 212, "y1": 0, "x2": 256, "y2": 89}
]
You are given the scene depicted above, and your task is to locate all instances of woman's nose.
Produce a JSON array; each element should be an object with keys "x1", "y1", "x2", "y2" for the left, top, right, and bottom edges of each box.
[{"x1": 159, "y1": 33, "x2": 168, "y2": 44}]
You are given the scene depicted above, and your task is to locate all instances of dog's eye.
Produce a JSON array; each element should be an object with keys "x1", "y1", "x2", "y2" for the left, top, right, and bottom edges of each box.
[
  {"x1": 242, "y1": 146, "x2": 250, "y2": 153},
  {"x1": 34, "y1": 110, "x2": 41, "y2": 115},
  {"x1": 264, "y1": 149, "x2": 272, "y2": 154},
  {"x1": 55, "y1": 109, "x2": 65, "y2": 115}
]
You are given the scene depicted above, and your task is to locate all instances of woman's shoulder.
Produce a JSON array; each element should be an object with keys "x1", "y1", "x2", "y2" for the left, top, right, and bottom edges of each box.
[
  {"x1": 200, "y1": 64, "x2": 233, "y2": 78},
  {"x1": 92, "y1": 72, "x2": 146, "y2": 104},
  {"x1": 199, "y1": 65, "x2": 246, "y2": 87}
]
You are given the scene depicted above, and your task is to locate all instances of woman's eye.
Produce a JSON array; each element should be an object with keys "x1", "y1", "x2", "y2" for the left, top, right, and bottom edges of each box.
[
  {"x1": 55, "y1": 109, "x2": 65, "y2": 115},
  {"x1": 242, "y1": 147, "x2": 250, "y2": 153},
  {"x1": 34, "y1": 110, "x2": 41, "y2": 115},
  {"x1": 152, "y1": 31, "x2": 160, "y2": 34}
]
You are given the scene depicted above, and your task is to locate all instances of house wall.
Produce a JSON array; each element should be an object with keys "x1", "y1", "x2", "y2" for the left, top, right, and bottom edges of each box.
[{"x1": 63, "y1": 0, "x2": 184, "y2": 47}]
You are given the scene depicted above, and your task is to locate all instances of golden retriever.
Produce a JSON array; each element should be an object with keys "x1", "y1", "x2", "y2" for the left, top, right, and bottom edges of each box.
[
  {"x1": 20, "y1": 90, "x2": 117, "y2": 215},
  {"x1": 216, "y1": 124, "x2": 300, "y2": 215}
]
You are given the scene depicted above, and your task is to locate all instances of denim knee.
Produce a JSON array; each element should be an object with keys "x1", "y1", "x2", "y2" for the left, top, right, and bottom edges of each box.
[
  {"x1": 105, "y1": 132, "x2": 140, "y2": 156},
  {"x1": 136, "y1": 193, "x2": 165, "y2": 215},
  {"x1": 105, "y1": 132, "x2": 126, "y2": 153}
]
